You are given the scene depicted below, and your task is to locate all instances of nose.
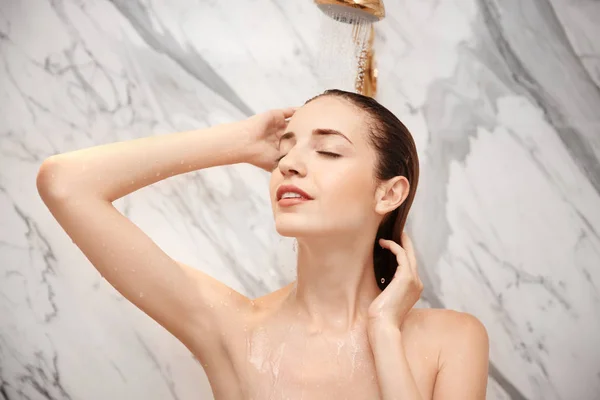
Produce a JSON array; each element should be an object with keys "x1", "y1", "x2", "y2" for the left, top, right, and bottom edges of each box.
[{"x1": 278, "y1": 148, "x2": 306, "y2": 177}]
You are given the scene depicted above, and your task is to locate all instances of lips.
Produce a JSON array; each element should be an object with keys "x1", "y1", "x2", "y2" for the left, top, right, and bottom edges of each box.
[{"x1": 276, "y1": 184, "x2": 313, "y2": 201}]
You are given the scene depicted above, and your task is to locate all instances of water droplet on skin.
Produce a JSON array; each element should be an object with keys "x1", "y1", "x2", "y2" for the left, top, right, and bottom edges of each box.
[
  {"x1": 139, "y1": 292, "x2": 144, "y2": 298},
  {"x1": 180, "y1": 160, "x2": 184, "y2": 164},
  {"x1": 156, "y1": 172, "x2": 161, "y2": 177},
  {"x1": 210, "y1": 303, "x2": 214, "y2": 308}
]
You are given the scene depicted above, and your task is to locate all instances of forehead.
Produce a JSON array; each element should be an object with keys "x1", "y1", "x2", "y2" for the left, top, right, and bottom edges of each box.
[{"x1": 288, "y1": 96, "x2": 369, "y2": 143}]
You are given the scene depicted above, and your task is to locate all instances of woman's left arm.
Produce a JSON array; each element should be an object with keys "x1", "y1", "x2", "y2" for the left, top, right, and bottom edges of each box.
[{"x1": 368, "y1": 233, "x2": 489, "y2": 400}]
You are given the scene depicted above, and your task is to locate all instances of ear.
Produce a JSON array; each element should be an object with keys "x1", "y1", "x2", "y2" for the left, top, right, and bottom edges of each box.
[{"x1": 374, "y1": 176, "x2": 410, "y2": 216}]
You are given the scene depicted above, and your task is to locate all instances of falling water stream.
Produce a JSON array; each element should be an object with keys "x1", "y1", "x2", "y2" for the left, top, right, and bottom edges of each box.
[{"x1": 316, "y1": 10, "x2": 373, "y2": 92}]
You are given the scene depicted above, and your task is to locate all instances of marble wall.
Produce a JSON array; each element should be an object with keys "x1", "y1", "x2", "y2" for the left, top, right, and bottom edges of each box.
[{"x1": 1, "y1": 0, "x2": 599, "y2": 399}]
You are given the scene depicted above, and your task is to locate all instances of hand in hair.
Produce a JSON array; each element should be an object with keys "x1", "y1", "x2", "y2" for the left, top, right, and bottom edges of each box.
[
  {"x1": 244, "y1": 107, "x2": 298, "y2": 172},
  {"x1": 367, "y1": 232, "x2": 423, "y2": 328}
]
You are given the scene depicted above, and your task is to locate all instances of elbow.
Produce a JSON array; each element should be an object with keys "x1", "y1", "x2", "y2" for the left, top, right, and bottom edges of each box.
[{"x1": 36, "y1": 156, "x2": 73, "y2": 203}]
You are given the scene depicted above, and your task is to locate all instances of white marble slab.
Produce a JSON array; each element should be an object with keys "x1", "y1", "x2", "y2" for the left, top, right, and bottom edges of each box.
[{"x1": 1, "y1": 0, "x2": 599, "y2": 399}]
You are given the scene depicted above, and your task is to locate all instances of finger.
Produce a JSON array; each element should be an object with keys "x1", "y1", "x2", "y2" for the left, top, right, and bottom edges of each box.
[
  {"x1": 379, "y1": 239, "x2": 411, "y2": 277},
  {"x1": 400, "y1": 232, "x2": 418, "y2": 276},
  {"x1": 384, "y1": 237, "x2": 418, "y2": 283},
  {"x1": 282, "y1": 106, "x2": 300, "y2": 119}
]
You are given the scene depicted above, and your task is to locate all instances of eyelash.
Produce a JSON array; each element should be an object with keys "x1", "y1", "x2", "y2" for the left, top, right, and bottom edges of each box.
[{"x1": 276, "y1": 151, "x2": 341, "y2": 163}]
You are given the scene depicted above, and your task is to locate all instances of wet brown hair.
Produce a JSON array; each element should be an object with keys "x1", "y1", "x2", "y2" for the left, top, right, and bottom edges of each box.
[{"x1": 305, "y1": 89, "x2": 420, "y2": 290}]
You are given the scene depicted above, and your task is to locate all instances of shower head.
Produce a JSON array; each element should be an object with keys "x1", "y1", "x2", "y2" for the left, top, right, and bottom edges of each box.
[{"x1": 314, "y1": 0, "x2": 385, "y2": 23}]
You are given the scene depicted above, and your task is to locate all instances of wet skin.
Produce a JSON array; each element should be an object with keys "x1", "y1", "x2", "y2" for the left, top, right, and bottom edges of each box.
[
  {"x1": 195, "y1": 283, "x2": 447, "y2": 400},
  {"x1": 37, "y1": 95, "x2": 488, "y2": 400}
]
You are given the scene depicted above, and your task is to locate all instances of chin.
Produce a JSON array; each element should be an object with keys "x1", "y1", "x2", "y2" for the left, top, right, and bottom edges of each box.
[
  {"x1": 275, "y1": 216, "x2": 341, "y2": 239},
  {"x1": 275, "y1": 222, "x2": 312, "y2": 238},
  {"x1": 274, "y1": 217, "x2": 322, "y2": 238}
]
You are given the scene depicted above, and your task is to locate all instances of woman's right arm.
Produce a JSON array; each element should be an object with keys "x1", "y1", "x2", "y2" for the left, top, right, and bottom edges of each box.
[{"x1": 35, "y1": 116, "x2": 279, "y2": 358}]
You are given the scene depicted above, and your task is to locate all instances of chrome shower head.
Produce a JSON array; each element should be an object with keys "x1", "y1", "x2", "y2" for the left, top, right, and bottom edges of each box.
[{"x1": 314, "y1": 0, "x2": 385, "y2": 23}]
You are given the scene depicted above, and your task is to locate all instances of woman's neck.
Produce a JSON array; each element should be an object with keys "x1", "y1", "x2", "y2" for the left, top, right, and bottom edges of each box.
[{"x1": 282, "y1": 236, "x2": 382, "y2": 333}]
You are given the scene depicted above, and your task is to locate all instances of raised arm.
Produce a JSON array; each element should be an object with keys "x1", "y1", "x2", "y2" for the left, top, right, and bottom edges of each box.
[{"x1": 36, "y1": 108, "x2": 295, "y2": 357}]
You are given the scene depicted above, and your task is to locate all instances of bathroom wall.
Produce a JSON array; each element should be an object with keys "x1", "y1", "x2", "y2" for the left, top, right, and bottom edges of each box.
[{"x1": 1, "y1": 0, "x2": 599, "y2": 399}]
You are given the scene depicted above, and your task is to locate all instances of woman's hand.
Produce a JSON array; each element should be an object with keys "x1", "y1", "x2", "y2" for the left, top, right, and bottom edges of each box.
[
  {"x1": 368, "y1": 232, "x2": 423, "y2": 330},
  {"x1": 244, "y1": 107, "x2": 298, "y2": 171}
]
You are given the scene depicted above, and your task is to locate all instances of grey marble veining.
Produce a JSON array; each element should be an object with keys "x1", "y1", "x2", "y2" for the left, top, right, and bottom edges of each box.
[{"x1": 1, "y1": 0, "x2": 599, "y2": 399}]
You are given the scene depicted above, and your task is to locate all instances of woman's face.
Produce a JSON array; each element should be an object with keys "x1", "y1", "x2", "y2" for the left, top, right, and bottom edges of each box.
[{"x1": 269, "y1": 96, "x2": 381, "y2": 238}]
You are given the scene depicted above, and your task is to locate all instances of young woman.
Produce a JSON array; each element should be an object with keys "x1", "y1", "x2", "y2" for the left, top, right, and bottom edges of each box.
[{"x1": 37, "y1": 89, "x2": 489, "y2": 399}]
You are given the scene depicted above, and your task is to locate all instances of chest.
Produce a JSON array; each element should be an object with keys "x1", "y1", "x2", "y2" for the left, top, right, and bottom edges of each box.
[
  {"x1": 237, "y1": 327, "x2": 381, "y2": 400},
  {"x1": 210, "y1": 323, "x2": 436, "y2": 400}
]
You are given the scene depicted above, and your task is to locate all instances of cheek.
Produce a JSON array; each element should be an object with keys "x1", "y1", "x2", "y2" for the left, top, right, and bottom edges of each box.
[{"x1": 318, "y1": 167, "x2": 375, "y2": 210}]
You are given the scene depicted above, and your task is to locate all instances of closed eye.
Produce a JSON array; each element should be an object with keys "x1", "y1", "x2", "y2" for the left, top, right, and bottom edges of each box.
[
  {"x1": 275, "y1": 151, "x2": 341, "y2": 164},
  {"x1": 317, "y1": 151, "x2": 341, "y2": 158}
]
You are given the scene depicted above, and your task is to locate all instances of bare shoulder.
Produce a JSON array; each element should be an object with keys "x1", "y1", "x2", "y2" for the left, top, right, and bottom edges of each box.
[
  {"x1": 406, "y1": 307, "x2": 487, "y2": 334},
  {"x1": 406, "y1": 309, "x2": 490, "y2": 397},
  {"x1": 435, "y1": 309, "x2": 488, "y2": 348},
  {"x1": 410, "y1": 307, "x2": 486, "y2": 330},
  {"x1": 404, "y1": 308, "x2": 489, "y2": 360}
]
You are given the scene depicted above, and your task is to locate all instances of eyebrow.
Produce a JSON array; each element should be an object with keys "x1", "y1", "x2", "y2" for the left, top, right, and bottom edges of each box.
[{"x1": 278, "y1": 128, "x2": 353, "y2": 148}]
